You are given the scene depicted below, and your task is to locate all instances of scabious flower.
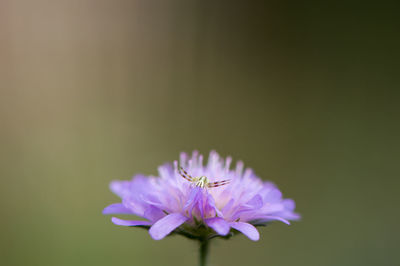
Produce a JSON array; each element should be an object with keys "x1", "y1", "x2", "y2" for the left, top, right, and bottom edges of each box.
[{"x1": 103, "y1": 151, "x2": 300, "y2": 241}]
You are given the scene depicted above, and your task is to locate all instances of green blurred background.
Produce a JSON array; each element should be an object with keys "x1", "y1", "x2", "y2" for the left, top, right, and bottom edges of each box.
[{"x1": 1, "y1": 1, "x2": 399, "y2": 265}]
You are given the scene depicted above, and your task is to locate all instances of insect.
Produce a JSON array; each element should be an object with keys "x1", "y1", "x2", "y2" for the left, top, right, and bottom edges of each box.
[{"x1": 178, "y1": 167, "x2": 231, "y2": 189}]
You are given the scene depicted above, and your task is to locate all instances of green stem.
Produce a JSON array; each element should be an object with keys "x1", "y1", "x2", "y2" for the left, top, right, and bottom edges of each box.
[{"x1": 199, "y1": 239, "x2": 209, "y2": 266}]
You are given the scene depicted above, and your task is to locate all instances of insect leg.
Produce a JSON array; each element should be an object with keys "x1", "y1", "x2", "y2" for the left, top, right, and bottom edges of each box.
[
  {"x1": 179, "y1": 167, "x2": 193, "y2": 182},
  {"x1": 207, "y1": 179, "x2": 231, "y2": 188}
]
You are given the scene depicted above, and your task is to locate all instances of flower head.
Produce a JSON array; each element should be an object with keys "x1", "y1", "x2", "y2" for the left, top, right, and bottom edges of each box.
[{"x1": 103, "y1": 151, "x2": 300, "y2": 241}]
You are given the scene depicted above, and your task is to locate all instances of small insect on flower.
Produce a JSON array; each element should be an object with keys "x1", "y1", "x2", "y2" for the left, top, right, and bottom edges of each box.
[
  {"x1": 179, "y1": 167, "x2": 231, "y2": 189},
  {"x1": 104, "y1": 151, "x2": 300, "y2": 242}
]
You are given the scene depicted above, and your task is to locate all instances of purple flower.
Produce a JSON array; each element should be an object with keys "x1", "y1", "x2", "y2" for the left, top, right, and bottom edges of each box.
[{"x1": 103, "y1": 151, "x2": 300, "y2": 241}]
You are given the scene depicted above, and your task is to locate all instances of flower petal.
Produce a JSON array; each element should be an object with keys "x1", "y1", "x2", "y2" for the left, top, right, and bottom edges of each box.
[
  {"x1": 246, "y1": 194, "x2": 263, "y2": 208},
  {"x1": 206, "y1": 193, "x2": 224, "y2": 218},
  {"x1": 184, "y1": 187, "x2": 202, "y2": 210},
  {"x1": 122, "y1": 197, "x2": 147, "y2": 216},
  {"x1": 144, "y1": 205, "x2": 165, "y2": 222},
  {"x1": 230, "y1": 222, "x2": 260, "y2": 241},
  {"x1": 183, "y1": 187, "x2": 203, "y2": 218},
  {"x1": 103, "y1": 203, "x2": 133, "y2": 215},
  {"x1": 221, "y1": 198, "x2": 235, "y2": 214},
  {"x1": 149, "y1": 213, "x2": 188, "y2": 240},
  {"x1": 259, "y1": 216, "x2": 291, "y2": 225},
  {"x1": 111, "y1": 217, "x2": 151, "y2": 226},
  {"x1": 110, "y1": 180, "x2": 131, "y2": 198},
  {"x1": 282, "y1": 198, "x2": 296, "y2": 211},
  {"x1": 205, "y1": 217, "x2": 230, "y2": 236}
]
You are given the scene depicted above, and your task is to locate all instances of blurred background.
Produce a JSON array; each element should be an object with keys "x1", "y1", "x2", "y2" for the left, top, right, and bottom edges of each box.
[{"x1": 1, "y1": 1, "x2": 399, "y2": 265}]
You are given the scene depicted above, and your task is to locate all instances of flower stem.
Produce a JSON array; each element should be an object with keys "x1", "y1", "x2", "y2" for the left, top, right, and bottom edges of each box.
[{"x1": 199, "y1": 239, "x2": 209, "y2": 266}]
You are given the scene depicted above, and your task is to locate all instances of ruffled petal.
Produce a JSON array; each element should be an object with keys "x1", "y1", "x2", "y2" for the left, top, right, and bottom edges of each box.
[
  {"x1": 110, "y1": 175, "x2": 153, "y2": 199},
  {"x1": 111, "y1": 217, "x2": 151, "y2": 226},
  {"x1": 282, "y1": 198, "x2": 296, "y2": 211},
  {"x1": 183, "y1": 187, "x2": 203, "y2": 217},
  {"x1": 230, "y1": 222, "x2": 260, "y2": 241},
  {"x1": 261, "y1": 184, "x2": 282, "y2": 203},
  {"x1": 149, "y1": 213, "x2": 188, "y2": 240},
  {"x1": 221, "y1": 198, "x2": 235, "y2": 214},
  {"x1": 144, "y1": 205, "x2": 165, "y2": 222},
  {"x1": 256, "y1": 216, "x2": 291, "y2": 225},
  {"x1": 246, "y1": 194, "x2": 263, "y2": 208},
  {"x1": 122, "y1": 197, "x2": 147, "y2": 216},
  {"x1": 205, "y1": 217, "x2": 230, "y2": 235},
  {"x1": 206, "y1": 193, "x2": 224, "y2": 218},
  {"x1": 110, "y1": 180, "x2": 131, "y2": 198},
  {"x1": 280, "y1": 211, "x2": 301, "y2": 221},
  {"x1": 103, "y1": 203, "x2": 133, "y2": 215},
  {"x1": 184, "y1": 187, "x2": 201, "y2": 209}
]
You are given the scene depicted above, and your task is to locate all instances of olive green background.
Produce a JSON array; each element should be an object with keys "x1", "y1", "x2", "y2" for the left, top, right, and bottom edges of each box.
[{"x1": 1, "y1": 1, "x2": 399, "y2": 266}]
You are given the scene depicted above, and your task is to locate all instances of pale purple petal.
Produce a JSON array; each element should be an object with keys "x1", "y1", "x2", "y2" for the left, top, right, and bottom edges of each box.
[
  {"x1": 262, "y1": 186, "x2": 282, "y2": 203},
  {"x1": 221, "y1": 198, "x2": 235, "y2": 214},
  {"x1": 111, "y1": 217, "x2": 151, "y2": 227},
  {"x1": 230, "y1": 222, "x2": 260, "y2": 241},
  {"x1": 205, "y1": 217, "x2": 230, "y2": 235},
  {"x1": 183, "y1": 187, "x2": 202, "y2": 217},
  {"x1": 280, "y1": 211, "x2": 301, "y2": 221},
  {"x1": 149, "y1": 213, "x2": 188, "y2": 240},
  {"x1": 122, "y1": 197, "x2": 147, "y2": 216},
  {"x1": 184, "y1": 187, "x2": 201, "y2": 209},
  {"x1": 103, "y1": 203, "x2": 133, "y2": 215},
  {"x1": 282, "y1": 199, "x2": 296, "y2": 211},
  {"x1": 257, "y1": 216, "x2": 291, "y2": 225},
  {"x1": 110, "y1": 180, "x2": 131, "y2": 198},
  {"x1": 206, "y1": 193, "x2": 224, "y2": 217},
  {"x1": 198, "y1": 193, "x2": 205, "y2": 218},
  {"x1": 144, "y1": 205, "x2": 165, "y2": 222},
  {"x1": 246, "y1": 194, "x2": 263, "y2": 208}
]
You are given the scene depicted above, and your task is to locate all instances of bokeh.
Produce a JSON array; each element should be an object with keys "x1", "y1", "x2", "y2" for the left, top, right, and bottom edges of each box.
[{"x1": 1, "y1": 1, "x2": 399, "y2": 266}]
